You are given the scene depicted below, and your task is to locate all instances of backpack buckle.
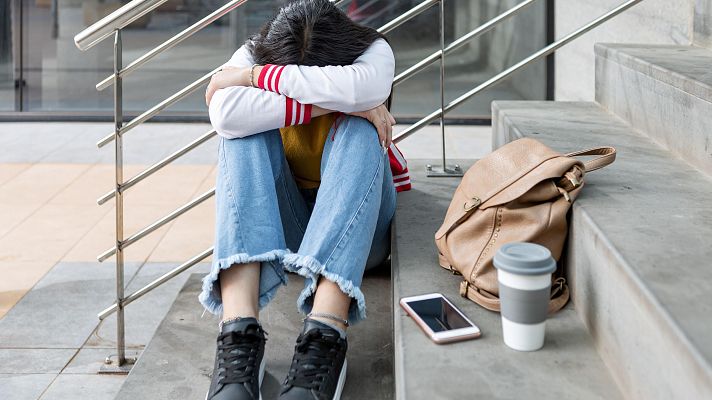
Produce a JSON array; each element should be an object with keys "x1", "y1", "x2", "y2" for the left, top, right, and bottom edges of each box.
[
  {"x1": 463, "y1": 197, "x2": 481, "y2": 211},
  {"x1": 459, "y1": 280, "x2": 469, "y2": 297}
]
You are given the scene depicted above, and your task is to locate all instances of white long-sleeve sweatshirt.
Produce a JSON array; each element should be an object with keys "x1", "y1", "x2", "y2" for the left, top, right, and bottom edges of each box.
[{"x1": 208, "y1": 38, "x2": 396, "y2": 139}]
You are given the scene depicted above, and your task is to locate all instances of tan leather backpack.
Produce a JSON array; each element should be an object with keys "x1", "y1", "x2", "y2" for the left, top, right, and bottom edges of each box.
[{"x1": 434, "y1": 137, "x2": 616, "y2": 313}]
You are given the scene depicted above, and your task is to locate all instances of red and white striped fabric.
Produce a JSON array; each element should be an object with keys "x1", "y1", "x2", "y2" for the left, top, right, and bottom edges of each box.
[
  {"x1": 388, "y1": 142, "x2": 411, "y2": 192},
  {"x1": 258, "y1": 65, "x2": 314, "y2": 127}
]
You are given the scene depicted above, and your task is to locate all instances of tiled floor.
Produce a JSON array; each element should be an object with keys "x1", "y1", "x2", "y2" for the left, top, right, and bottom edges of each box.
[{"x1": 0, "y1": 122, "x2": 491, "y2": 399}]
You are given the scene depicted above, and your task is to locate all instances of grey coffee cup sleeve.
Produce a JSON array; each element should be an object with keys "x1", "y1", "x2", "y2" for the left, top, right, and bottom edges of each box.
[{"x1": 499, "y1": 283, "x2": 550, "y2": 324}]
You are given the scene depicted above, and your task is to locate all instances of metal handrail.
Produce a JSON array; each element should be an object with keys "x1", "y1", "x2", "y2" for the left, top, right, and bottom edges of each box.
[
  {"x1": 97, "y1": 129, "x2": 217, "y2": 205},
  {"x1": 394, "y1": 0, "x2": 645, "y2": 143},
  {"x1": 97, "y1": 247, "x2": 214, "y2": 320},
  {"x1": 97, "y1": 188, "x2": 216, "y2": 262},
  {"x1": 394, "y1": 0, "x2": 537, "y2": 86},
  {"x1": 96, "y1": 0, "x2": 249, "y2": 91},
  {"x1": 74, "y1": 0, "x2": 170, "y2": 51},
  {"x1": 97, "y1": 67, "x2": 219, "y2": 148},
  {"x1": 96, "y1": 0, "x2": 440, "y2": 148},
  {"x1": 377, "y1": 0, "x2": 437, "y2": 34}
]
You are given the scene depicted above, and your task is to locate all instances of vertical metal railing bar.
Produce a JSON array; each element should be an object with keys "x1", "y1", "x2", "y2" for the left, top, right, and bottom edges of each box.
[
  {"x1": 97, "y1": 129, "x2": 217, "y2": 205},
  {"x1": 96, "y1": 0, "x2": 250, "y2": 91},
  {"x1": 96, "y1": 67, "x2": 219, "y2": 148},
  {"x1": 97, "y1": 188, "x2": 216, "y2": 262},
  {"x1": 112, "y1": 29, "x2": 127, "y2": 367},
  {"x1": 394, "y1": 0, "x2": 537, "y2": 86},
  {"x1": 97, "y1": 247, "x2": 214, "y2": 320},
  {"x1": 393, "y1": 0, "x2": 645, "y2": 144},
  {"x1": 377, "y1": 0, "x2": 439, "y2": 34},
  {"x1": 437, "y1": 0, "x2": 448, "y2": 171}
]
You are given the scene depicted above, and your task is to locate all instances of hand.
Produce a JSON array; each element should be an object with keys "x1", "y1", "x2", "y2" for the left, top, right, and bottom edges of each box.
[
  {"x1": 205, "y1": 66, "x2": 249, "y2": 107},
  {"x1": 347, "y1": 104, "x2": 396, "y2": 149}
]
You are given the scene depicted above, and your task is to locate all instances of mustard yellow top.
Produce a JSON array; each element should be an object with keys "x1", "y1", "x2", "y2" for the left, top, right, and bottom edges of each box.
[{"x1": 279, "y1": 114, "x2": 337, "y2": 189}]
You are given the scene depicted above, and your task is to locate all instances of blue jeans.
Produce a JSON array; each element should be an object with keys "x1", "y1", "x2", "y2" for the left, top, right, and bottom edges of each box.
[{"x1": 199, "y1": 116, "x2": 397, "y2": 323}]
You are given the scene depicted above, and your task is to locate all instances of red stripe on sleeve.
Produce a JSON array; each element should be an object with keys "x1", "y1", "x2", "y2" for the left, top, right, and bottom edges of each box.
[
  {"x1": 274, "y1": 66, "x2": 285, "y2": 94},
  {"x1": 257, "y1": 64, "x2": 272, "y2": 90},
  {"x1": 294, "y1": 101, "x2": 302, "y2": 125},
  {"x1": 302, "y1": 104, "x2": 312, "y2": 125},
  {"x1": 266, "y1": 66, "x2": 276, "y2": 91},
  {"x1": 284, "y1": 97, "x2": 293, "y2": 126}
]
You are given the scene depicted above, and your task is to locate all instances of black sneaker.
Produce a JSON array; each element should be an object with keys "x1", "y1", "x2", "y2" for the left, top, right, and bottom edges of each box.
[
  {"x1": 206, "y1": 317, "x2": 266, "y2": 400},
  {"x1": 279, "y1": 319, "x2": 348, "y2": 400}
]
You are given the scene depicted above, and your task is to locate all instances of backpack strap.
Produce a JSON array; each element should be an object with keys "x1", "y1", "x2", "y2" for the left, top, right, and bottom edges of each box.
[{"x1": 566, "y1": 147, "x2": 616, "y2": 172}]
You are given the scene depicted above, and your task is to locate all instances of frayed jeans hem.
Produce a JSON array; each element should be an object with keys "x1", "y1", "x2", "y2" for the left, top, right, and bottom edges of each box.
[
  {"x1": 199, "y1": 249, "x2": 290, "y2": 316},
  {"x1": 282, "y1": 253, "x2": 367, "y2": 324}
]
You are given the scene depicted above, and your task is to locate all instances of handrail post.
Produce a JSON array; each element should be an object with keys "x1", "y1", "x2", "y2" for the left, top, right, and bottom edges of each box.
[
  {"x1": 114, "y1": 29, "x2": 126, "y2": 368},
  {"x1": 426, "y1": 0, "x2": 462, "y2": 177},
  {"x1": 99, "y1": 29, "x2": 134, "y2": 374}
]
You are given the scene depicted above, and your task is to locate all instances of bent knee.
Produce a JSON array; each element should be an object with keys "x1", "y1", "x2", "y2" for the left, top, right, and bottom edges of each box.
[{"x1": 335, "y1": 116, "x2": 383, "y2": 154}]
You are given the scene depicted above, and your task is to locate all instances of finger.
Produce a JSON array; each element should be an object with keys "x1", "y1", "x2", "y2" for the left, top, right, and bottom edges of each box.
[
  {"x1": 386, "y1": 121, "x2": 393, "y2": 148},
  {"x1": 389, "y1": 112, "x2": 396, "y2": 126},
  {"x1": 376, "y1": 120, "x2": 387, "y2": 149}
]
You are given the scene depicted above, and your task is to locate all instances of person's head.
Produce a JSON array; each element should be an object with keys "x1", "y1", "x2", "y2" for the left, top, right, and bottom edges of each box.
[{"x1": 247, "y1": 0, "x2": 385, "y2": 67}]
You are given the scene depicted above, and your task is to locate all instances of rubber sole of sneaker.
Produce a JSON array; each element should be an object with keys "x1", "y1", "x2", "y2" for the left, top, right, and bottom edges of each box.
[
  {"x1": 204, "y1": 358, "x2": 266, "y2": 400},
  {"x1": 332, "y1": 359, "x2": 347, "y2": 400}
]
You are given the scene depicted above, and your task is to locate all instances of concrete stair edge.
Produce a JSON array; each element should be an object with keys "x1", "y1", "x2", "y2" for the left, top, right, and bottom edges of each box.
[
  {"x1": 594, "y1": 43, "x2": 712, "y2": 176},
  {"x1": 492, "y1": 100, "x2": 712, "y2": 399},
  {"x1": 594, "y1": 43, "x2": 712, "y2": 101}
]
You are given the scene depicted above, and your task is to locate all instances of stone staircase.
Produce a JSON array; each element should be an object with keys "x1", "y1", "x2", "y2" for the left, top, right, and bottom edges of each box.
[
  {"x1": 111, "y1": 43, "x2": 712, "y2": 400},
  {"x1": 392, "y1": 43, "x2": 712, "y2": 399}
]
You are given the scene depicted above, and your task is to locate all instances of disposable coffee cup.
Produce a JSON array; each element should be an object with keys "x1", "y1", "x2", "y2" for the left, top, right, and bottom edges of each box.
[{"x1": 494, "y1": 242, "x2": 556, "y2": 351}]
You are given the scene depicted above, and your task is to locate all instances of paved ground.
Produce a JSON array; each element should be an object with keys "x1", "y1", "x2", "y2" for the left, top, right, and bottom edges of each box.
[{"x1": 0, "y1": 121, "x2": 490, "y2": 399}]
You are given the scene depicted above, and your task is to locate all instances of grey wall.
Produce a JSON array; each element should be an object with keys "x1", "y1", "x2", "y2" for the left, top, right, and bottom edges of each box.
[{"x1": 555, "y1": 0, "x2": 694, "y2": 101}]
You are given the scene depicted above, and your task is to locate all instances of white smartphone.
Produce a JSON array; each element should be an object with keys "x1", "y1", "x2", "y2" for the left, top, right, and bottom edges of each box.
[{"x1": 400, "y1": 293, "x2": 481, "y2": 344}]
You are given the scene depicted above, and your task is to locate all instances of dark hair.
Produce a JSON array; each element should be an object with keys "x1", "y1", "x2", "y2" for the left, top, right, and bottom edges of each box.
[{"x1": 247, "y1": 0, "x2": 386, "y2": 67}]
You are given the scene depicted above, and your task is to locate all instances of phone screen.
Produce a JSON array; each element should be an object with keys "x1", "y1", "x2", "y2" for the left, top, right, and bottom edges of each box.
[{"x1": 405, "y1": 297, "x2": 473, "y2": 332}]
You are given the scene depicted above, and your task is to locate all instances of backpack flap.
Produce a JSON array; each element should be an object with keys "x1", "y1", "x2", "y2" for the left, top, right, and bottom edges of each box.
[{"x1": 435, "y1": 138, "x2": 581, "y2": 240}]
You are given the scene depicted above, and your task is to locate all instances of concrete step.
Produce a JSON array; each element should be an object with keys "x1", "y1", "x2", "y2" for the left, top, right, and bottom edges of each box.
[
  {"x1": 595, "y1": 43, "x2": 712, "y2": 176},
  {"x1": 492, "y1": 101, "x2": 712, "y2": 400},
  {"x1": 114, "y1": 272, "x2": 394, "y2": 400},
  {"x1": 391, "y1": 159, "x2": 622, "y2": 400}
]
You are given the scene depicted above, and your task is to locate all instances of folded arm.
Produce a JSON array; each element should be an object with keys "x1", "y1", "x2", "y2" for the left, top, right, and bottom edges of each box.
[
  {"x1": 255, "y1": 38, "x2": 395, "y2": 112},
  {"x1": 208, "y1": 39, "x2": 395, "y2": 138}
]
